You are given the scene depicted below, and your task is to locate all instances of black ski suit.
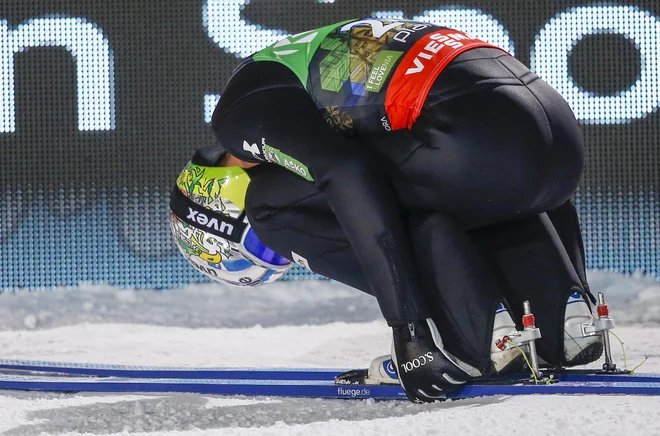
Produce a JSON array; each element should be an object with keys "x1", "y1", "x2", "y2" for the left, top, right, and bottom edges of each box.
[{"x1": 209, "y1": 20, "x2": 592, "y2": 375}]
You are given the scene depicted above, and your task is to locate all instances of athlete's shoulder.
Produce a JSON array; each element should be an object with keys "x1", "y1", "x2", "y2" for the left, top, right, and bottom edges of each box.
[{"x1": 223, "y1": 57, "x2": 301, "y2": 97}]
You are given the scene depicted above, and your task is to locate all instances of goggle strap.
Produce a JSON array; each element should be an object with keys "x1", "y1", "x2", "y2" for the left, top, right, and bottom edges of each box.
[{"x1": 170, "y1": 186, "x2": 247, "y2": 244}]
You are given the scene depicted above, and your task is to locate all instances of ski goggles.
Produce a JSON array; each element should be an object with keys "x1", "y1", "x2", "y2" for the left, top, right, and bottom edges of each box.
[{"x1": 241, "y1": 227, "x2": 292, "y2": 269}]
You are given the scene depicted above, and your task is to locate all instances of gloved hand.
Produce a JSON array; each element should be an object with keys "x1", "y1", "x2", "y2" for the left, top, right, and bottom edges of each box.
[{"x1": 392, "y1": 318, "x2": 479, "y2": 403}]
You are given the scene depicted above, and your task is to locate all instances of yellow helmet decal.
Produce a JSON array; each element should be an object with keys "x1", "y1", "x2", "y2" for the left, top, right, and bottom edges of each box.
[
  {"x1": 176, "y1": 162, "x2": 251, "y2": 211},
  {"x1": 199, "y1": 251, "x2": 222, "y2": 264}
]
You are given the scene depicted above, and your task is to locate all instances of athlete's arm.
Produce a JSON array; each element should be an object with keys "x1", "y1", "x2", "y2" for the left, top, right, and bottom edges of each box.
[{"x1": 212, "y1": 62, "x2": 428, "y2": 325}]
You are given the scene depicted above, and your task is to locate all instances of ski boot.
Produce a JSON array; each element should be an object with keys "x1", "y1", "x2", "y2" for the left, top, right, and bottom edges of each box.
[
  {"x1": 491, "y1": 303, "x2": 527, "y2": 374},
  {"x1": 565, "y1": 291, "x2": 618, "y2": 371}
]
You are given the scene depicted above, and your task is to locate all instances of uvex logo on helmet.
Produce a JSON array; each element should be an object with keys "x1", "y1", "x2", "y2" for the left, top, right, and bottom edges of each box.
[
  {"x1": 187, "y1": 207, "x2": 235, "y2": 237},
  {"x1": 400, "y1": 351, "x2": 434, "y2": 373}
]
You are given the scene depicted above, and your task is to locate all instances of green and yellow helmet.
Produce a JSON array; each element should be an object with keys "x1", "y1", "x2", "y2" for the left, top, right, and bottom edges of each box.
[{"x1": 169, "y1": 147, "x2": 292, "y2": 286}]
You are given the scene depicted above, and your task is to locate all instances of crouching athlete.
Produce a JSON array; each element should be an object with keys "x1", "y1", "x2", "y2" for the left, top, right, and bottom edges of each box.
[{"x1": 169, "y1": 18, "x2": 603, "y2": 403}]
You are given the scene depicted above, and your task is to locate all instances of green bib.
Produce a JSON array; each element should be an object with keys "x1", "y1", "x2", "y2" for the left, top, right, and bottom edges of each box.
[{"x1": 253, "y1": 20, "x2": 354, "y2": 87}]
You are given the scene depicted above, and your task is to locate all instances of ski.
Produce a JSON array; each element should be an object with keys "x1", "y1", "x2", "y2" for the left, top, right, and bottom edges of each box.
[
  {"x1": 1, "y1": 373, "x2": 660, "y2": 400},
  {"x1": 0, "y1": 359, "x2": 340, "y2": 380},
  {"x1": 0, "y1": 374, "x2": 405, "y2": 399},
  {"x1": 0, "y1": 359, "x2": 657, "y2": 384}
]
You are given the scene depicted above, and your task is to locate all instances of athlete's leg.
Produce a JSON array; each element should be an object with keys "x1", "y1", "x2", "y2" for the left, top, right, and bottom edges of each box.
[
  {"x1": 468, "y1": 214, "x2": 587, "y2": 365},
  {"x1": 523, "y1": 68, "x2": 592, "y2": 300},
  {"x1": 407, "y1": 211, "x2": 504, "y2": 370},
  {"x1": 546, "y1": 200, "x2": 593, "y2": 299}
]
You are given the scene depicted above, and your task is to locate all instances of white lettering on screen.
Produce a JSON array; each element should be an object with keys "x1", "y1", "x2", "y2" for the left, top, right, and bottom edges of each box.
[
  {"x1": 532, "y1": 5, "x2": 660, "y2": 124},
  {"x1": 0, "y1": 17, "x2": 115, "y2": 133}
]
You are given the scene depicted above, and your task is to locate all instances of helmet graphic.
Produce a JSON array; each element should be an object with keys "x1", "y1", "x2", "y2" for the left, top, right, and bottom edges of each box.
[{"x1": 169, "y1": 153, "x2": 292, "y2": 287}]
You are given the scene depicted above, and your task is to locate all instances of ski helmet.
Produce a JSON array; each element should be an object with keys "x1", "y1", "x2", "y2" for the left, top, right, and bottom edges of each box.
[{"x1": 169, "y1": 149, "x2": 292, "y2": 286}]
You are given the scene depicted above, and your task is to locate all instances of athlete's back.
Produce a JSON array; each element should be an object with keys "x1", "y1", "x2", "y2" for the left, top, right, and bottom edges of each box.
[{"x1": 218, "y1": 18, "x2": 500, "y2": 137}]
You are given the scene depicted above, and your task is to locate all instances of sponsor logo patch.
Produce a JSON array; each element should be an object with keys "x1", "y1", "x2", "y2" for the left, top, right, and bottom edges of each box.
[
  {"x1": 400, "y1": 351, "x2": 434, "y2": 373},
  {"x1": 262, "y1": 144, "x2": 314, "y2": 181},
  {"x1": 365, "y1": 50, "x2": 403, "y2": 93}
]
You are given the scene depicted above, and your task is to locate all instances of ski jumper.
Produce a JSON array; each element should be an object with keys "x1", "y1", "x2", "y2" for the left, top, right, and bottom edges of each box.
[{"x1": 210, "y1": 19, "x2": 589, "y2": 369}]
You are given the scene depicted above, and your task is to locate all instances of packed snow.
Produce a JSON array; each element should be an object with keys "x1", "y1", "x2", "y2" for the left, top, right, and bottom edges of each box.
[{"x1": 0, "y1": 270, "x2": 659, "y2": 435}]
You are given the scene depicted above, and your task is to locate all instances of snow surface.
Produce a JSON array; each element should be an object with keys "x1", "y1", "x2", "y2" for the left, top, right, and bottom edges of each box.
[{"x1": 0, "y1": 271, "x2": 659, "y2": 435}]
